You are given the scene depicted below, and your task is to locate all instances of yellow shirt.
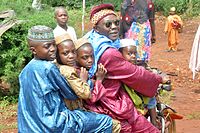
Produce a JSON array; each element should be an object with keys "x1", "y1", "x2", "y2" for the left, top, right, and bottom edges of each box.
[{"x1": 59, "y1": 65, "x2": 90, "y2": 110}]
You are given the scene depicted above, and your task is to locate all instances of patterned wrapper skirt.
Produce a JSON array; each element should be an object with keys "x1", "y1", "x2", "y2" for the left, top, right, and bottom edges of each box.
[{"x1": 125, "y1": 20, "x2": 152, "y2": 62}]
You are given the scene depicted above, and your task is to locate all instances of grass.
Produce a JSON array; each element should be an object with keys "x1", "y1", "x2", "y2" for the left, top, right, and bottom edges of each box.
[
  {"x1": 0, "y1": 101, "x2": 17, "y2": 131},
  {"x1": 186, "y1": 112, "x2": 200, "y2": 120},
  {"x1": 0, "y1": 123, "x2": 17, "y2": 132},
  {"x1": 159, "y1": 90, "x2": 175, "y2": 105}
]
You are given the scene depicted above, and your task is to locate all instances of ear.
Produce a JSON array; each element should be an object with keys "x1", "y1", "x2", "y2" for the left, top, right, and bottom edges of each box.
[
  {"x1": 94, "y1": 25, "x2": 100, "y2": 33},
  {"x1": 29, "y1": 46, "x2": 37, "y2": 55}
]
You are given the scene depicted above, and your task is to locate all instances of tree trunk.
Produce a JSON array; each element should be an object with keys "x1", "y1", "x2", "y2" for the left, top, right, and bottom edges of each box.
[{"x1": 32, "y1": 0, "x2": 42, "y2": 10}]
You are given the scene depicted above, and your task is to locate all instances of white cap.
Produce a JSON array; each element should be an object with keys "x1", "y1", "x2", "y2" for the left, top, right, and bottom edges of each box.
[
  {"x1": 120, "y1": 39, "x2": 136, "y2": 48},
  {"x1": 170, "y1": 7, "x2": 176, "y2": 12}
]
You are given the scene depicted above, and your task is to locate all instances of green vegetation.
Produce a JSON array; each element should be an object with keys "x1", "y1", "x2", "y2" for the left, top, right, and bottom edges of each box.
[
  {"x1": 0, "y1": 0, "x2": 199, "y2": 103},
  {"x1": 187, "y1": 111, "x2": 200, "y2": 120},
  {"x1": 159, "y1": 90, "x2": 175, "y2": 105},
  {"x1": 154, "y1": 0, "x2": 200, "y2": 16},
  {"x1": 0, "y1": 103, "x2": 17, "y2": 131}
]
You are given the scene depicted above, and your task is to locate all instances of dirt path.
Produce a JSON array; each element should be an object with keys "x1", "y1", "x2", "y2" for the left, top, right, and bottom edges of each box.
[{"x1": 150, "y1": 16, "x2": 200, "y2": 133}]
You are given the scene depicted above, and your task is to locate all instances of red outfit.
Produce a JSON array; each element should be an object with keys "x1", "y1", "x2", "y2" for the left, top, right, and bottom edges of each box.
[{"x1": 85, "y1": 48, "x2": 161, "y2": 133}]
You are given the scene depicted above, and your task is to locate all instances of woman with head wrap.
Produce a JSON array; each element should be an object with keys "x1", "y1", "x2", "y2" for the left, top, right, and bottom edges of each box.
[
  {"x1": 84, "y1": 3, "x2": 168, "y2": 132},
  {"x1": 120, "y1": 0, "x2": 156, "y2": 66}
]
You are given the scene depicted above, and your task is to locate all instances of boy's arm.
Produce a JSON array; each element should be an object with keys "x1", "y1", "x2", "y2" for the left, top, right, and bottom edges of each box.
[
  {"x1": 66, "y1": 71, "x2": 91, "y2": 99},
  {"x1": 47, "y1": 65, "x2": 78, "y2": 100},
  {"x1": 72, "y1": 27, "x2": 77, "y2": 40},
  {"x1": 60, "y1": 66, "x2": 91, "y2": 99},
  {"x1": 88, "y1": 63, "x2": 107, "y2": 102},
  {"x1": 86, "y1": 80, "x2": 107, "y2": 103},
  {"x1": 164, "y1": 18, "x2": 169, "y2": 33}
]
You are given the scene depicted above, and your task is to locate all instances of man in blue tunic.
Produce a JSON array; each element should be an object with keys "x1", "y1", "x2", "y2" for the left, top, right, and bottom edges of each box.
[{"x1": 17, "y1": 25, "x2": 114, "y2": 132}]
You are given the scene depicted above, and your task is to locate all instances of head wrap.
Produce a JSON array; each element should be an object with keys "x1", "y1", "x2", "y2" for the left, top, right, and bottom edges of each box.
[
  {"x1": 27, "y1": 25, "x2": 54, "y2": 42},
  {"x1": 55, "y1": 33, "x2": 72, "y2": 45},
  {"x1": 120, "y1": 39, "x2": 136, "y2": 48},
  {"x1": 85, "y1": 29, "x2": 120, "y2": 77},
  {"x1": 90, "y1": 3, "x2": 117, "y2": 27},
  {"x1": 170, "y1": 7, "x2": 176, "y2": 12},
  {"x1": 75, "y1": 37, "x2": 90, "y2": 50}
]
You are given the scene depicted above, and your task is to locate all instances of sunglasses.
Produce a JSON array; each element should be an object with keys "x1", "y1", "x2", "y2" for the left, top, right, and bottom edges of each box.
[{"x1": 103, "y1": 19, "x2": 120, "y2": 28}]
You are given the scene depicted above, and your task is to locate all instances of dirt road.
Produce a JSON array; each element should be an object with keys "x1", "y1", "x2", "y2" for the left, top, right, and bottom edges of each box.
[{"x1": 150, "y1": 16, "x2": 200, "y2": 133}]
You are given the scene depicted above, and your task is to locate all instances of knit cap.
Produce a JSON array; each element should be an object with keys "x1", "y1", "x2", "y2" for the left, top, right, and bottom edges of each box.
[{"x1": 27, "y1": 25, "x2": 54, "y2": 42}]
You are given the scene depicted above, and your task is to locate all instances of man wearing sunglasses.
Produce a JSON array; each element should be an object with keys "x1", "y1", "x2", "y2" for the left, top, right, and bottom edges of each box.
[{"x1": 84, "y1": 3, "x2": 168, "y2": 133}]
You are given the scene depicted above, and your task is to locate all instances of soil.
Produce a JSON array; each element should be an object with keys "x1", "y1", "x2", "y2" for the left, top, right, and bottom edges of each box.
[
  {"x1": 150, "y1": 16, "x2": 200, "y2": 133},
  {"x1": 0, "y1": 15, "x2": 200, "y2": 133}
]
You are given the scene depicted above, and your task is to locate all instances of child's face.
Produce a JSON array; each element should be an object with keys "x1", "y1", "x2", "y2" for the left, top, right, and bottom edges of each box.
[
  {"x1": 121, "y1": 45, "x2": 137, "y2": 64},
  {"x1": 29, "y1": 40, "x2": 56, "y2": 61},
  {"x1": 55, "y1": 9, "x2": 68, "y2": 27},
  {"x1": 57, "y1": 40, "x2": 76, "y2": 66},
  {"x1": 76, "y1": 44, "x2": 94, "y2": 70}
]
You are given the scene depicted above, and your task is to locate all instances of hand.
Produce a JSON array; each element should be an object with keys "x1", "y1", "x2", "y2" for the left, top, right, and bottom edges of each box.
[
  {"x1": 96, "y1": 63, "x2": 107, "y2": 82},
  {"x1": 160, "y1": 72, "x2": 170, "y2": 84},
  {"x1": 80, "y1": 67, "x2": 88, "y2": 82},
  {"x1": 151, "y1": 37, "x2": 156, "y2": 44}
]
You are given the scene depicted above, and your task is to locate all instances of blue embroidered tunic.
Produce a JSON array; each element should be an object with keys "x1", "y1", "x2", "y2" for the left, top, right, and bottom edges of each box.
[{"x1": 18, "y1": 59, "x2": 112, "y2": 132}]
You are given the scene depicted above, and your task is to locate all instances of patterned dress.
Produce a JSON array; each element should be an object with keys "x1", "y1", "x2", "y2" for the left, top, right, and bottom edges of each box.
[
  {"x1": 120, "y1": 0, "x2": 155, "y2": 61},
  {"x1": 125, "y1": 21, "x2": 151, "y2": 61}
]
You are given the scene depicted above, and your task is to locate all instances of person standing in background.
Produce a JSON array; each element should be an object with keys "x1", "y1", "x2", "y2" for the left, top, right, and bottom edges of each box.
[
  {"x1": 164, "y1": 7, "x2": 183, "y2": 52},
  {"x1": 120, "y1": 0, "x2": 156, "y2": 67},
  {"x1": 53, "y1": 6, "x2": 77, "y2": 41},
  {"x1": 119, "y1": 0, "x2": 158, "y2": 126}
]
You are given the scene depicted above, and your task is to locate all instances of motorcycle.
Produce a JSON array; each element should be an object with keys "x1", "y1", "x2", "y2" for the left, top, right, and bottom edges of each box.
[{"x1": 146, "y1": 67, "x2": 183, "y2": 133}]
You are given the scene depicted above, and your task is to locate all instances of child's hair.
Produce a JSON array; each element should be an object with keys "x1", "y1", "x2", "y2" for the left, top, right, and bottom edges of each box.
[{"x1": 54, "y1": 6, "x2": 67, "y2": 16}]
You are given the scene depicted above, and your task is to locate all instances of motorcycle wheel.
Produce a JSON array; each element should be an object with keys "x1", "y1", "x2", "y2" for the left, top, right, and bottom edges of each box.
[{"x1": 162, "y1": 109, "x2": 176, "y2": 133}]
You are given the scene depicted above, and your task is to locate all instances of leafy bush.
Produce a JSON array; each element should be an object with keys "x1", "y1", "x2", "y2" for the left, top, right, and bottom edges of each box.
[
  {"x1": 153, "y1": 0, "x2": 200, "y2": 16},
  {"x1": 0, "y1": 3, "x2": 57, "y2": 96},
  {"x1": 0, "y1": 1, "x2": 86, "y2": 97},
  {"x1": 0, "y1": 24, "x2": 31, "y2": 95},
  {"x1": 43, "y1": 0, "x2": 121, "y2": 11}
]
